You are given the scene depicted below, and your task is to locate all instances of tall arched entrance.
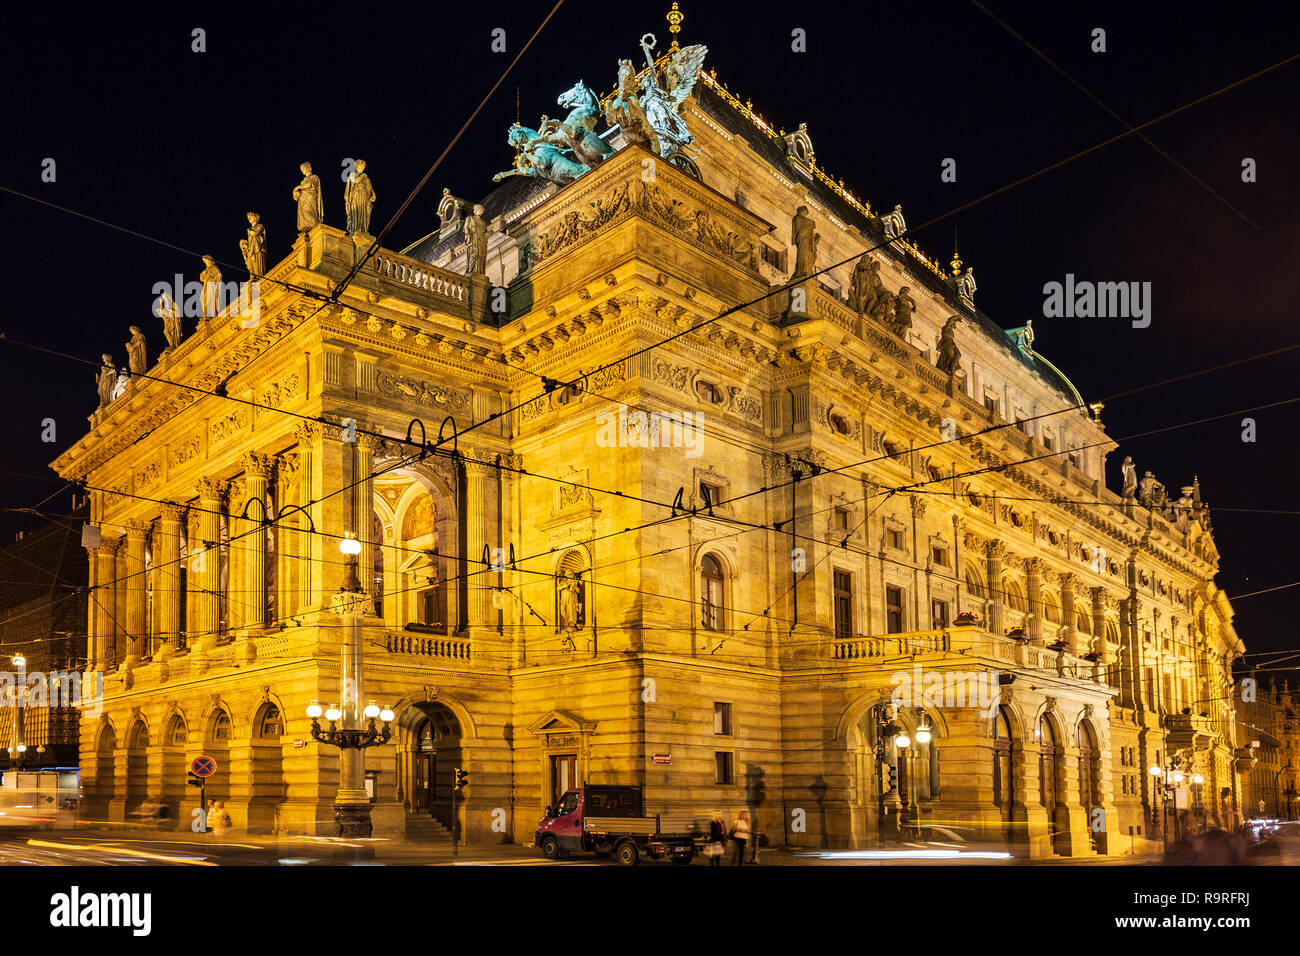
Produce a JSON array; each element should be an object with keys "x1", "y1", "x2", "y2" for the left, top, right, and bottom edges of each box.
[
  {"x1": 407, "y1": 702, "x2": 462, "y2": 830},
  {"x1": 160, "y1": 715, "x2": 189, "y2": 825},
  {"x1": 125, "y1": 720, "x2": 150, "y2": 818},
  {"x1": 248, "y1": 703, "x2": 285, "y2": 834}
]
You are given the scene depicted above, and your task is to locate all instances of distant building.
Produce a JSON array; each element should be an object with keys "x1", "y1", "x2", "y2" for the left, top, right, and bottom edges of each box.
[
  {"x1": 0, "y1": 499, "x2": 89, "y2": 770},
  {"x1": 1237, "y1": 677, "x2": 1299, "y2": 821}
]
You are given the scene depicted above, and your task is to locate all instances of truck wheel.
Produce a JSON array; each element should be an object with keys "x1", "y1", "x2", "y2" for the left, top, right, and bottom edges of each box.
[
  {"x1": 540, "y1": 836, "x2": 560, "y2": 860},
  {"x1": 615, "y1": 840, "x2": 639, "y2": 866}
]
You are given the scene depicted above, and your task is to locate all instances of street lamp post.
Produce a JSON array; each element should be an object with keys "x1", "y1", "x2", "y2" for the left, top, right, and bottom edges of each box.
[
  {"x1": 311, "y1": 532, "x2": 395, "y2": 838},
  {"x1": 6, "y1": 655, "x2": 27, "y2": 769}
]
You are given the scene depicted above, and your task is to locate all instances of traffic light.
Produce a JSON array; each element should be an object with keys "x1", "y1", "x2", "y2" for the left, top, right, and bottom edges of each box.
[
  {"x1": 881, "y1": 763, "x2": 897, "y2": 794},
  {"x1": 454, "y1": 768, "x2": 469, "y2": 791}
]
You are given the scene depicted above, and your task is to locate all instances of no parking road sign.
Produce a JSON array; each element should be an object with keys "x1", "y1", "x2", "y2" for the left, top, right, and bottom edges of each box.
[{"x1": 190, "y1": 755, "x2": 217, "y2": 777}]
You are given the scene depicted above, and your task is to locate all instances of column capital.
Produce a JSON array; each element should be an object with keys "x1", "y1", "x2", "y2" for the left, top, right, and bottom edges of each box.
[
  {"x1": 125, "y1": 518, "x2": 150, "y2": 537},
  {"x1": 952, "y1": 515, "x2": 967, "y2": 536},
  {"x1": 241, "y1": 452, "x2": 275, "y2": 480},
  {"x1": 160, "y1": 501, "x2": 186, "y2": 523},
  {"x1": 196, "y1": 476, "x2": 228, "y2": 502},
  {"x1": 985, "y1": 540, "x2": 1006, "y2": 560},
  {"x1": 295, "y1": 421, "x2": 322, "y2": 446}
]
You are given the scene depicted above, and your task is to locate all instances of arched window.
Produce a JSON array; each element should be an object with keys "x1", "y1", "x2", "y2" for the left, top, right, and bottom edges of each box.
[
  {"x1": 209, "y1": 710, "x2": 231, "y2": 743},
  {"x1": 700, "y1": 553, "x2": 725, "y2": 631},
  {"x1": 1042, "y1": 592, "x2": 1062, "y2": 625},
  {"x1": 1039, "y1": 717, "x2": 1059, "y2": 810},
  {"x1": 372, "y1": 511, "x2": 385, "y2": 618},
  {"x1": 166, "y1": 716, "x2": 188, "y2": 747},
  {"x1": 256, "y1": 704, "x2": 283, "y2": 740},
  {"x1": 1076, "y1": 608, "x2": 1093, "y2": 635},
  {"x1": 128, "y1": 721, "x2": 149, "y2": 751},
  {"x1": 555, "y1": 550, "x2": 587, "y2": 631},
  {"x1": 1078, "y1": 721, "x2": 1099, "y2": 812},
  {"x1": 1004, "y1": 579, "x2": 1028, "y2": 613},
  {"x1": 993, "y1": 707, "x2": 1014, "y2": 808},
  {"x1": 96, "y1": 723, "x2": 116, "y2": 756},
  {"x1": 965, "y1": 566, "x2": 987, "y2": 599}
]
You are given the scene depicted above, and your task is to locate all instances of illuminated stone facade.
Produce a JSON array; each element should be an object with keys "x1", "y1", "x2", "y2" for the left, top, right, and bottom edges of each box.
[{"x1": 53, "y1": 41, "x2": 1246, "y2": 857}]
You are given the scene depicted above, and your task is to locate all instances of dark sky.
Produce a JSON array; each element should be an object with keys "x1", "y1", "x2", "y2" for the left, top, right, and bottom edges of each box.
[{"x1": 2, "y1": 1, "x2": 1297, "y2": 661}]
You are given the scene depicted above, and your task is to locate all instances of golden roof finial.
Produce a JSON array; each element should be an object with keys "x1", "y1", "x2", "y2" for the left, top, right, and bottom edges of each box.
[
  {"x1": 950, "y1": 227, "x2": 962, "y2": 277},
  {"x1": 668, "y1": 2, "x2": 683, "y2": 50}
]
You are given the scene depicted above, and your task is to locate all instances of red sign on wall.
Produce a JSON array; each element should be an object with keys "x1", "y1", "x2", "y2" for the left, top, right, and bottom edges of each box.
[{"x1": 651, "y1": 753, "x2": 672, "y2": 766}]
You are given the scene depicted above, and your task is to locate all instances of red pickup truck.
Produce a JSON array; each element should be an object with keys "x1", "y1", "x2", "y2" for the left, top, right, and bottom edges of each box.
[{"x1": 535, "y1": 784, "x2": 699, "y2": 865}]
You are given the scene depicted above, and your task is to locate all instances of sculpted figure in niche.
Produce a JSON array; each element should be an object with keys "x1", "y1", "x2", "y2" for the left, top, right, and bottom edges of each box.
[
  {"x1": 791, "y1": 205, "x2": 819, "y2": 279},
  {"x1": 293, "y1": 162, "x2": 324, "y2": 233},
  {"x1": 345, "y1": 159, "x2": 376, "y2": 237},
  {"x1": 558, "y1": 571, "x2": 583, "y2": 631}
]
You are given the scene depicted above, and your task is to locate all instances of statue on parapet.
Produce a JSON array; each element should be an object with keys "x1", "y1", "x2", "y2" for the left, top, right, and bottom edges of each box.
[
  {"x1": 200, "y1": 256, "x2": 223, "y2": 321},
  {"x1": 892, "y1": 286, "x2": 916, "y2": 337},
  {"x1": 240, "y1": 211, "x2": 266, "y2": 277},
  {"x1": 937, "y1": 316, "x2": 962, "y2": 376},
  {"x1": 126, "y1": 326, "x2": 147, "y2": 376},
  {"x1": 542, "y1": 80, "x2": 615, "y2": 168},
  {"x1": 345, "y1": 159, "x2": 376, "y2": 237},
  {"x1": 1138, "y1": 471, "x2": 1168, "y2": 510},
  {"x1": 606, "y1": 58, "x2": 661, "y2": 156},
  {"x1": 493, "y1": 124, "x2": 590, "y2": 186},
  {"x1": 1121, "y1": 456, "x2": 1138, "y2": 498},
  {"x1": 463, "y1": 204, "x2": 488, "y2": 276},
  {"x1": 293, "y1": 162, "x2": 324, "y2": 234},
  {"x1": 634, "y1": 35, "x2": 708, "y2": 157},
  {"x1": 791, "y1": 205, "x2": 819, "y2": 280},
  {"x1": 97, "y1": 354, "x2": 117, "y2": 408},
  {"x1": 157, "y1": 290, "x2": 182, "y2": 352}
]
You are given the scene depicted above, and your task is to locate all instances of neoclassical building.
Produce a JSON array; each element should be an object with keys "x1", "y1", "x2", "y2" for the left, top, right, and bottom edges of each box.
[{"x1": 54, "y1": 16, "x2": 1246, "y2": 856}]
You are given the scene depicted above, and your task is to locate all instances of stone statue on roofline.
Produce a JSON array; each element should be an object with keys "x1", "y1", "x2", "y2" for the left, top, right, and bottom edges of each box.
[
  {"x1": 463, "y1": 204, "x2": 488, "y2": 276},
  {"x1": 126, "y1": 326, "x2": 147, "y2": 376},
  {"x1": 345, "y1": 159, "x2": 376, "y2": 237},
  {"x1": 1121, "y1": 456, "x2": 1138, "y2": 498},
  {"x1": 543, "y1": 80, "x2": 615, "y2": 168},
  {"x1": 936, "y1": 315, "x2": 962, "y2": 376},
  {"x1": 892, "y1": 286, "x2": 916, "y2": 336},
  {"x1": 200, "y1": 256, "x2": 223, "y2": 321},
  {"x1": 606, "y1": 58, "x2": 661, "y2": 156},
  {"x1": 157, "y1": 290, "x2": 182, "y2": 352},
  {"x1": 97, "y1": 353, "x2": 117, "y2": 408},
  {"x1": 240, "y1": 211, "x2": 266, "y2": 277},
  {"x1": 293, "y1": 162, "x2": 324, "y2": 233},
  {"x1": 493, "y1": 123, "x2": 590, "y2": 185},
  {"x1": 791, "y1": 205, "x2": 819, "y2": 279}
]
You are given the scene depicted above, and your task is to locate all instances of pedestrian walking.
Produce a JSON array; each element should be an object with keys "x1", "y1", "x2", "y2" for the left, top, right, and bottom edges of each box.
[
  {"x1": 212, "y1": 801, "x2": 232, "y2": 836},
  {"x1": 705, "y1": 811, "x2": 726, "y2": 866},
  {"x1": 730, "y1": 810, "x2": 751, "y2": 866}
]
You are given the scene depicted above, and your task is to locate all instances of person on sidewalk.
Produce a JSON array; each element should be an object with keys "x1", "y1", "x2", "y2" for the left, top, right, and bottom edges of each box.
[
  {"x1": 730, "y1": 810, "x2": 751, "y2": 866},
  {"x1": 706, "y1": 811, "x2": 726, "y2": 866}
]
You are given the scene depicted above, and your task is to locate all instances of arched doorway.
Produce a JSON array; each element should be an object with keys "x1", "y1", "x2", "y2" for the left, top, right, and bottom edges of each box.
[
  {"x1": 1078, "y1": 720, "x2": 1100, "y2": 850},
  {"x1": 204, "y1": 708, "x2": 232, "y2": 807},
  {"x1": 408, "y1": 703, "x2": 462, "y2": 829},
  {"x1": 249, "y1": 702, "x2": 285, "y2": 834},
  {"x1": 992, "y1": 706, "x2": 1017, "y2": 846},
  {"x1": 95, "y1": 723, "x2": 117, "y2": 809},
  {"x1": 161, "y1": 715, "x2": 189, "y2": 826},
  {"x1": 125, "y1": 720, "x2": 149, "y2": 818},
  {"x1": 1039, "y1": 715, "x2": 1067, "y2": 855}
]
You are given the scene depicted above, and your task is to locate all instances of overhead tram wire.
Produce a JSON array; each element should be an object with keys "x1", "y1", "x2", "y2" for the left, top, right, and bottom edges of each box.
[
  {"x1": 6, "y1": 48, "x2": 1300, "y2": 524},
  {"x1": 10, "y1": 52, "x2": 1300, "y2": 633},
  {"x1": 968, "y1": 0, "x2": 1262, "y2": 232}
]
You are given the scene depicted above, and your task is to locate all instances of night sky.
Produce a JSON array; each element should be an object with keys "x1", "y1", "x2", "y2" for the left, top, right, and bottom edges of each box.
[{"x1": 2, "y1": 1, "x2": 1297, "y2": 662}]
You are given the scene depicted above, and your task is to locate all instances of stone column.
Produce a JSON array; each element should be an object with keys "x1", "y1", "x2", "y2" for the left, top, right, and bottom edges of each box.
[
  {"x1": 155, "y1": 502, "x2": 184, "y2": 658},
  {"x1": 111, "y1": 540, "x2": 126, "y2": 668},
  {"x1": 951, "y1": 517, "x2": 965, "y2": 615},
  {"x1": 276, "y1": 454, "x2": 300, "y2": 622},
  {"x1": 194, "y1": 478, "x2": 226, "y2": 647},
  {"x1": 293, "y1": 422, "x2": 322, "y2": 613},
  {"x1": 123, "y1": 520, "x2": 149, "y2": 663},
  {"x1": 241, "y1": 453, "x2": 274, "y2": 631},
  {"x1": 1061, "y1": 574, "x2": 1077, "y2": 656},
  {"x1": 464, "y1": 452, "x2": 498, "y2": 630},
  {"x1": 985, "y1": 541, "x2": 1005, "y2": 636},
  {"x1": 1026, "y1": 558, "x2": 1044, "y2": 644},
  {"x1": 1092, "y1": 588, "x2": 1110, "y2": 664},
  {"x1": 353, "y1": 432, "x2": 379, "y2": 613}
]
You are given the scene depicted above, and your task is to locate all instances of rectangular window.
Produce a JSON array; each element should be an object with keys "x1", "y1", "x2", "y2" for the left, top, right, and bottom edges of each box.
[
  {"x1": 983, "y1": 393, "x2": 999, "y2": 416},
  {"x1": 714, "y1": 702, "x2": 733, "y2": 736},
  {"x1": 931, "y1": 599, "x2": 949, "y2": 629},
  {"x1": 715, "y1": 752, "x2": 734, "y2": 785},
  {"x1": 760, "y1": 243, "x2": 784, "y2": 271},
  {"x1": 886, "y1": 586, "x2": 904, "y2": 634},
  {"x1": 833, "y1": 570, "x2": 853, "y2": 639},
  {"x1": 931, "y1": 545, "x2": 949, "y2": 567},
  {"x1": 1042, "y1": 431, "x2": 1055, "y2": 451},
  {"x1": 1016, "y1": 418, "x2": 1028, "y2": 435},
  {"x1": 886, "y1": 528, "x2": 904, "y2": 551},
  {"x1": 835, "y1": 507, "x2": 851, "y2": 531},
  {"x1": 700, "y1": 481, "x2": 724, "y2": 508}
]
